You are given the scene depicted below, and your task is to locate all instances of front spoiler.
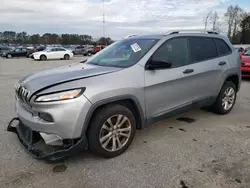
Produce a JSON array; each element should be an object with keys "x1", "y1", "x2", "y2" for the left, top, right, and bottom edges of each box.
[{"x1": 7, "y1": 118, "x2": 88, "y2": 162}]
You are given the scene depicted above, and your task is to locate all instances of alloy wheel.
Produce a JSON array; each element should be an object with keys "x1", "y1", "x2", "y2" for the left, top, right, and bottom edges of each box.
[
  {"x1": 222, "y1": 87, "x2": 235, "y2": 110},
  {"x1": 99, "y1": 114, "x2": 131, "y2": 152}
]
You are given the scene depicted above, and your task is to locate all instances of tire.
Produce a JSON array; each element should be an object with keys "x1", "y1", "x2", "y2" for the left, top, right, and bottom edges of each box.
[
  {"x1": 7, "y1": 54, "x2": 12, "y2": 59},
  {"x1": 87, "y1": 52, "x2": 92, "y2": 56},
  {"x1": 88, "y1": 104, "x2": 136, "y2": 158},
  {"x1": 212, "y1": 81, "x2": 237, "y2": 115},
  {"x1": 40, "y1": 55, "x2": 47, "y2": 61},
  {"x1": 64, "y1": 54, "x2": 70, "y2": 60}
]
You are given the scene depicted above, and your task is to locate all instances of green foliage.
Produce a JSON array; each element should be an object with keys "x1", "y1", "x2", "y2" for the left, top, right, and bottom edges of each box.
[
  {"x1": 0, "y1": 31, "x2": 113, "y2": 45},
  {"x1": 240, "y1": 14, "x2": 250, "y2": 44}
]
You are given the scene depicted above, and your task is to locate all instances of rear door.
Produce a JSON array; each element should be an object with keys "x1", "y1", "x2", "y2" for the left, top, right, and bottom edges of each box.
[
  {"x1": 187, "y1": 37, "x2": 229, "y2": 99},
  {"x1": 55, "y1": 48, "x2": 66, "y2": 58},
  {"x1": 20, "y1": 48, "x2": 28, "y2": 56}
]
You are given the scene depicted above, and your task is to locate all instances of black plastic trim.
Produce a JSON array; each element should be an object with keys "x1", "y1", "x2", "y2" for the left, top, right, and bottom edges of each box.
[
  {"x1": 147, "y1": 97, "x2": 215, "y2": 126},
  {"x1": 81, "y1": 95, "x2": 146, "y2": 135},
  {"x1": 7, "y1": 118, "x2": 88, "y2": 162}
]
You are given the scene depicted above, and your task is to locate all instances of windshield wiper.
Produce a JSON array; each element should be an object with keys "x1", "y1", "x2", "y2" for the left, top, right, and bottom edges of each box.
[{"x1": 80, "y1": 59, "x2": 87, "y2": 63}]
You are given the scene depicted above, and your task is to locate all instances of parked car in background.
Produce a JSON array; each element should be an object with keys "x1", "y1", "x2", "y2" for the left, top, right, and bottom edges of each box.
[
  {"x1": 2, "y1": 48, "x2": 29, "y2": 58},
  {"x1": 27, "y1": 46, "x2": 46, "y2": 58},
  {"x1": 93, "y1": 45, "x2": 106, "y2": 54},
  {"x1": 32, "y1": 47, "x2": 73, "y2": 61},
  {"x1": 244, "y1": 46, "x2": 250, "y2": 53},
  {"x1": 0, "y1": 46, "x2": 11, "y2": 56},
  {"x1": 8, "y1": 31, "x2": 241, "y2": 161},
  {"x1": 72, "y1": 46, "x2": 86, "y2": 55},
  {"x1": 236, "y1": 47, "x2": 245, "y2": 59},
  {"x1": 241, "y1": 50, "x2": 250, "y2": 77},
  {"x1": 83, "y1": 47, "x2": 94, "y2": 56}
]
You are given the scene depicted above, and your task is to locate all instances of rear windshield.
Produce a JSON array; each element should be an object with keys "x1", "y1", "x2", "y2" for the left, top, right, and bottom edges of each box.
[{"x1": 87, "y1": 38, "x2": 159, "y2": 68}]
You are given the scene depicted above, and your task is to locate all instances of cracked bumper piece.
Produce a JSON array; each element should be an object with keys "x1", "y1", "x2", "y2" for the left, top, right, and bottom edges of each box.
[{"x1": 7, "y1": 118, "x2": 88, "y2": 162}]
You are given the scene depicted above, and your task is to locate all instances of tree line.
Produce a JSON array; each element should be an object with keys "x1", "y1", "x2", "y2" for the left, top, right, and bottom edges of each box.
[
  {"x1": 0, "y1": 31, "x2": 114, "y2": 45},
  {"x1": 203, "y1": 5, "x2": 250, "y2": 44}
]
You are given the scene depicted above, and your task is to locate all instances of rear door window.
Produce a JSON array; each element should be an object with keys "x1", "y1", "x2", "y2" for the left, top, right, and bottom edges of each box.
[
  {"x1": 188, "y1": 37, "x2": 218, "y2": 63},
  {"x1": 214, "y1": 38, "x2": 232, "y2": 56},
  {"x1": 56, "y1": 48, "x2": 66, "y2": 51}
]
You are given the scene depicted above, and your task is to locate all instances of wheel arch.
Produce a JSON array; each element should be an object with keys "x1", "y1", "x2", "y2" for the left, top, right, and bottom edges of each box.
[
  {"x1": 40, "y1": 54, "x2": 47, "y2": 59},
  {"x1": 82, "y1": 95, "x2": 145, "y2": 136},
  {"x1": 224, "y1": 74, "x2": 240, "y2": 92}
]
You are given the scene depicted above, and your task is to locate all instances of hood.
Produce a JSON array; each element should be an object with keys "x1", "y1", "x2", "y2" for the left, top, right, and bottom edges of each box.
[{"x1": 19, "y1": 63, "x2": 121, "y2": 95}]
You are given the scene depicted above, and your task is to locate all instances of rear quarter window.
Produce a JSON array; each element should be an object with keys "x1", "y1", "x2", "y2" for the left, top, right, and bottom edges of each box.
[{"x1": 214, "y1": 38, "x2": 232, "y2": 56}]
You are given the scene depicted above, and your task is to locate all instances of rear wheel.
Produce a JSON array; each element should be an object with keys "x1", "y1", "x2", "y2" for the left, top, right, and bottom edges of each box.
[
  {"x1": 40, "y1": 55, "x2": 47, "y2": 61},
  {"x1": 87, "y1": 52, "x2": 92, "y2": 56},
  {"x1": 64, "y1": 54, "x2": 70, "y2": 60},
  {"x1": 88, "y1": 104, "x2": 136, "y2": 158},
  {"x1": 212, "y1": 81, "x2": 237, "y2": 114},
  {"x1": 7, "y1": 54, "x2": 12, "y2": 59}
]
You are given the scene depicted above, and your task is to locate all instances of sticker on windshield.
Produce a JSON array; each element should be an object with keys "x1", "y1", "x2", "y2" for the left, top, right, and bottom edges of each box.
[{"x1": 131, "y1": 43, "x2": 141, "y2": 52}]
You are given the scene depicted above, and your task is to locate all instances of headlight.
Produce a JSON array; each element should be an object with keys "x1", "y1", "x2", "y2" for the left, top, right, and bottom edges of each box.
[{"x1": 35, "y1": 89, "x2": 83, "y2": 102}]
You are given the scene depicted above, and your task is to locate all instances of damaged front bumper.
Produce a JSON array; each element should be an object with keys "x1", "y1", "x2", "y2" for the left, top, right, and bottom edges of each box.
[{"x1": 7, "y1": 118, "x2": 88, "y2": 162}]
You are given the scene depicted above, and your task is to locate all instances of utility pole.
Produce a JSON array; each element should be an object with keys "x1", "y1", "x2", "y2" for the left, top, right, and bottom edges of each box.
[{"x1": 102, "y1": 0, "x2": 106, "y2": 45}]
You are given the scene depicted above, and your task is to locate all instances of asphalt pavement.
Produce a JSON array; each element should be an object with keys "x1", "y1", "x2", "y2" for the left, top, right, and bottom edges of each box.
[{"x1": 0, "y1": 57, "x2": 250, "y2": 188}]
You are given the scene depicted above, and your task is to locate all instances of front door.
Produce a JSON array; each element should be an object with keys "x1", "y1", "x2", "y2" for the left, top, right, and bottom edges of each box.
[
  {"x1": 46, "y1": 48, "x2": 57, "y2": 59},
  {"x1": 144, "y1": 37, "x2": 199, "y2": 119}
]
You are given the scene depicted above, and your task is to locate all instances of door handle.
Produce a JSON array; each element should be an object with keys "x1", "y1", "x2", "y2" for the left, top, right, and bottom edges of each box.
[
  {"x1": 183, "y1": 69, "x2": 194, "y2": 74},
  {"x1": 219, "y1": 61, "x2": 226, "y2": 66}
]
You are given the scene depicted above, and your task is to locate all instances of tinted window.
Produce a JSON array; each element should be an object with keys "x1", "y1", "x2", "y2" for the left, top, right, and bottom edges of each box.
[
  {"x1": 214, "y1": 38, "x2": 232, "y2": 55},
  {"x1": 56, "y1": 48, "x2": 66, "y2": 51},
  {"x1": 152, "y1": 38, "x2": 188, "y2": 67},
  {"x1": 50, "y1": 48, "x2": 57, "y2": 52},
  {"x1": 189, "y1": 37, "x2": 218, "y2": 63}
]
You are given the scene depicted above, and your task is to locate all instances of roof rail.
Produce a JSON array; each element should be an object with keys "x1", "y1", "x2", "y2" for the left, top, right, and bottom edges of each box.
[
  {"x1": 124, "y1": 34, "x2": 138, "y2": 39},
  {"x1": 165, "y1": 30, "x2": 218, "y2": 35}
]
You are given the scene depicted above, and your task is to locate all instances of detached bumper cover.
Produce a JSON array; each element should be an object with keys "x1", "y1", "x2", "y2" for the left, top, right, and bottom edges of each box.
[{"x1": 7, "y1": 118, "x2": 88, "y2": 162}]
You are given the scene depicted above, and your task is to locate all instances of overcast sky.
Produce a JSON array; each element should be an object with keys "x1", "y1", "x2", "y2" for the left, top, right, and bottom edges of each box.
[{"x1": 1, "y1": 0, "x2": 250, "y2": 39}]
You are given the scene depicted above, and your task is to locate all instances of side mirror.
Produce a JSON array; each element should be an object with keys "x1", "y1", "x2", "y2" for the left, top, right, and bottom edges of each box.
[{"x1": 146, "y1": 59, "x2": 172, "y2": 70}]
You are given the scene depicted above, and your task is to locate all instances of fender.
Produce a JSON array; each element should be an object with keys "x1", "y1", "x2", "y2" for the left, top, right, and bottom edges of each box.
[{"x1": 81, "y1": 95, "x2": 146, "y2": 135}]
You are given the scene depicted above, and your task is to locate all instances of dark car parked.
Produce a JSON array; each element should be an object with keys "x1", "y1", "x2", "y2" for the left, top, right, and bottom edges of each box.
[
  {"x1": 72, "y1": 46, "x2": 86, "y2": 55},
  {"x1": 27, "y1": 46, "x2": 46, "y2": 58},
  {"x1": 0, "y1": 46, "x2": 12, "y2": 56},
  {"x1": 2, "y1": 48, "x2": 29, "y2": 58}
]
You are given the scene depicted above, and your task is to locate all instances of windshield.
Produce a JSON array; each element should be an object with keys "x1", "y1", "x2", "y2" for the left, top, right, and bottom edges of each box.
[
  {"x1": 87, "y1": 38, "x2": 159, "y2": 68},
  {"x1": 244, "y1": 50, "x2": 250, "y2": 56}
]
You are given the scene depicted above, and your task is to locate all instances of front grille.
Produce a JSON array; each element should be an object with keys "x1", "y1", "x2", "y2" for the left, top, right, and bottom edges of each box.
[{"x1": 15, "y1": 83, "x2": 31, "y2": 104}]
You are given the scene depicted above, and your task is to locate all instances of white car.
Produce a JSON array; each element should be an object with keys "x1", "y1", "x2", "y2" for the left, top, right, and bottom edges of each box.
[{"x1": 33, "y1": 47, "x2": 74, "y2": 61}]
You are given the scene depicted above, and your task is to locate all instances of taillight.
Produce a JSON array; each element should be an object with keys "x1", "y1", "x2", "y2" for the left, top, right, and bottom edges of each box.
[{"x1": 242, "y1": 62, "x2": 250, "y2": 66}]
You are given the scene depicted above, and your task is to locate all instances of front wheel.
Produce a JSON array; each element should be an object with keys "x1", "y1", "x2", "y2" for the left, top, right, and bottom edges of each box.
[
  {"x1": 7, "y1": 54, "x2": 12, "y2": 59},
  {"x1": 40, "y1": 55, "x2": 47, "y2": 61},
  {"x1": 212, "y1": 81, "x2": 237, "y2": 115},
  {"x1": 88, "y1": 104, "x2": 136, "y2": 158}
]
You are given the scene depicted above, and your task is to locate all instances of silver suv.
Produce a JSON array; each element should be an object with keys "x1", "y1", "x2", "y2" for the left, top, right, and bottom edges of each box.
[{"x1": 8, "y1": 31, "x2": 241, "y2": 161}]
